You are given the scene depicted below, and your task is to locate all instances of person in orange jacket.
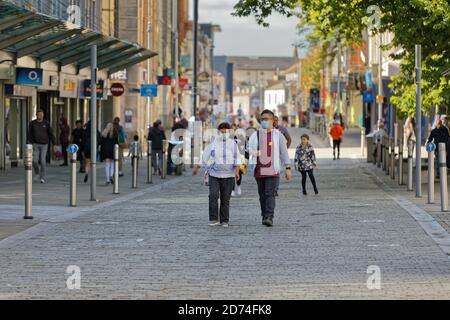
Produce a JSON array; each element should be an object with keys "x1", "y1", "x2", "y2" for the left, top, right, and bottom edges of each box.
[{"x1": 329, "y1": 120, "x2": 344, "y2": 160}]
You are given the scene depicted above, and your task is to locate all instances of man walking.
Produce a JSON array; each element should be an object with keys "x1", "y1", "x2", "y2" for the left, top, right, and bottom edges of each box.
[
  {"x1": 273, "y1": 115, "x2": 292, "y2": 196},
  {"x1": 148, "y1": 120, "x2": 166, "y2": 175},
  {"x1": 27, "y1": 109, "x2": 56, "y2": 183},
  {"x1": 329, "y1": 120, "x2": 344, "y2": 160},
  {"x1": 113, "y1": 117, "x2": 127, "y2": 177},
  {"x1": 249, "y1": 110, "x2": 292, "y2": 227}
]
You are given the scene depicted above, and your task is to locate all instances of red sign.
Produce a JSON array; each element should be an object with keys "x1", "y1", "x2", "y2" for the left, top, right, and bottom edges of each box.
[
  {"x1": 157, "y1": 75, "x2": 172, "y2": 86},
  {"x1": 110, "y1": 83, "x2": 125, "y2": 97},
  {"x1": 179, "y1": 78, "x2": 189, "y2": 88}
]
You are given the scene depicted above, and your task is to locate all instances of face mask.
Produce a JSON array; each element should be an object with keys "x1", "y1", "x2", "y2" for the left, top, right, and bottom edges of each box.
[
  {"x1": 220, "y1": 132, "x2": 229, "y2": 141},
  {"x1": 261, "y1": 121, "x2": 270, "y2": 130}
]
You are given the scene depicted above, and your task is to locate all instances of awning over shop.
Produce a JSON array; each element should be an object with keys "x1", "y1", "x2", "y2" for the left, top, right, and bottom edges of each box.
[{"x1": 0, "y1": 0, "x2": 157, "y2": 74}]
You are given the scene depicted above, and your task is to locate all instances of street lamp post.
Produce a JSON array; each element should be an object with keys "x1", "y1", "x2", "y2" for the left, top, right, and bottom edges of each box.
[
  {"x1": 192, "y1": 0, "x2": 199, "y2": 120},
  {"x1": 90, "y1": 44, "x2": 97, "y2": 201}
]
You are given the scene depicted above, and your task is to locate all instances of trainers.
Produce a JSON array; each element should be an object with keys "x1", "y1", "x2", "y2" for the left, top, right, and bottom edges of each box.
[
  {"x1": 302, "y1": 190, "x2": 307, "y2": 196},
  {"x1": 236, "y1": 186, "x2": 242, "y2": 196},
  {"x1": 106, "y1": 181, "x2": 111, "y2": 185},
  {"x1": 221, "y1": 222, "x2": 229, "y2": 228},
  {"x1": 84, "y1": 174, "x2": 89, "y2": 183},
  {"x1": 33, "y1": 176, "x2": 40, "y2": 183},
  {"x1": 262, "y1": 218, "x2": 273, "y2": 227},
  {"x1": 231, "y1": 191, "x2": 236, "y2": 197},
  {"x1": 314, "y1": 189, "x2": 319, "y2": 195},
  {"x1": 40, "y1": 179, "x2": 45, "y2": 184},
  {"x1": 209, "y1": 221, "x2": 220, "y2": 226}
]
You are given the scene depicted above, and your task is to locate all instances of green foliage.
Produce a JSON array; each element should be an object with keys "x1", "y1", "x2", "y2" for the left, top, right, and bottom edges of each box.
[{"x1": 232, "y1": 0, "x2": 450, "y2": 116}]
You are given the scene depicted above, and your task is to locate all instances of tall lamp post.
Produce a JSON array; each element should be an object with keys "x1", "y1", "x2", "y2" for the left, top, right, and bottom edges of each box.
[{"x1": 192, "y1": 0, "x2": 199, "y2": 120}]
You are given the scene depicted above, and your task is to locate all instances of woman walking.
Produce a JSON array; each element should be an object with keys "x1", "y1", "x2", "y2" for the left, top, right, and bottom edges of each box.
[
  {"x1": 295, "y1": 134, "x2": 319, "y2": 196},
  {"x1": 100, "y1": 123, "x2": 118, "y2": 185},
  {"x1": 193, "y1": 122, "x2": 242, "y2": 227}
]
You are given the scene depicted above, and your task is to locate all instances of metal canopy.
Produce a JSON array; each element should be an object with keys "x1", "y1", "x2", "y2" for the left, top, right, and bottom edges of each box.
[{"x1": 0, "y1": 0, "x2": 157, "y2": 72}]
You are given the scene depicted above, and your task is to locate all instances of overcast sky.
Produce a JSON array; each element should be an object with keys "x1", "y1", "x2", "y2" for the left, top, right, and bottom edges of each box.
[{"x1": 191, "y1": 0, "x2": 301, "y2": 57}]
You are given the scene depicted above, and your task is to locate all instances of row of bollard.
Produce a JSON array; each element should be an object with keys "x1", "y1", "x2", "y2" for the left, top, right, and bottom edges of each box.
[
  {"x1": 369, "y1": 133, "x2": 449, "y2": 212},
  {"x1": 24, "y1": 140, "x2": 169, "y2": 218}
]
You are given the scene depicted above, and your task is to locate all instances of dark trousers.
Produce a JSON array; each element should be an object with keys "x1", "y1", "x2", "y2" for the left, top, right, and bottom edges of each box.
[
  {"x1": 333, "y1": 139, "x2": 341, "y2": 158},
  {"x1": 256, "y1": 177, "x2": 279, "y2": 219},
  {"x1": 301, "y1": 170, "x2": 318, "y2": 192},
  {"x1": 62, "y1": 143, "x2": 68, "y2": 165},
  {"x1": 209, "y1": 176, "x2": 234, "y2": 223}
]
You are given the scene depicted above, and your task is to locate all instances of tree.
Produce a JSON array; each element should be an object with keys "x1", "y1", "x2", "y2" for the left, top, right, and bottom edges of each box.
[{"x1": 233, "y1": 0, "x2": 450, "y2": 117}]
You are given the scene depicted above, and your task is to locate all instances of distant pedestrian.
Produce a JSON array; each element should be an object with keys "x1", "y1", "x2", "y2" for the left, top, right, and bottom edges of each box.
[
  {"x1": 128, "y1": 135, "x2": 143, "y2": 170},
  {"x1": 248, "y1": 110, "x2": 292, "y2": 227},
  {"x1": 100, "y1": 123, "x2": 119, "y2": 185},
  {"x1": 71, "y1": 120, "x2": 86, "y2": 173},
  {"x1": 427, "y1": 119, "x2": 449, "y2": 178},
  {"x1": 404, "y1": 116, "x2": 416, "y2": 153},
  {"x1": 27, "y1": 109, "x2": 56, "y2": 184},
  {"x1": 295, "y1": 134, "x2": 319, "y2": 196},
  {"x1": 148, "y1": 120, "x2": 166, "y2": 176},
  {"x1": 193, "y1": 122, "x2": 242, "y2": 227},
  {"x1": 329, "y1": 120, "x2": 344, "y2": 160},
  {"x1": 231, "y1": 126, "x2": 246, "y2": 197},
  {"x1": 113, "y1": 117, "x2": 127, "y2": 177},
  {"x1": 59, "y1": 116, "x2": 70, "y2": 167},
  {"x1": 82, "y1": 121, "x2": 101, "y2": 183}
]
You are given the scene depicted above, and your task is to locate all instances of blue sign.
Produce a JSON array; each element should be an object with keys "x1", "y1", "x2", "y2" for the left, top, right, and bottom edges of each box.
[
  {"x1": 363, "y1": 91, "x2": 374, "y2": 104},
  {"x1": 16, "y1": 67, "x2": 43, "y2": 86},
  {"x1": 141, "y1": 84, "x2": 158, "y2": 97},
  {"x1": 68, "y1": 144, "x2": 79, "y2": 154},
  {"x1": 426, "y1": 142, "x2": 436, "y2": 153},
  {"x1": 82, "y1": 79, "x2": 105, "y2": 98}
]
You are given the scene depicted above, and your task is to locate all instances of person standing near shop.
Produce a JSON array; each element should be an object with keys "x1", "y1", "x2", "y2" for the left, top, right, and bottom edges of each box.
[
  {"x1": 100, "y1": 123, "x2": 119, "y2": 185},
  {"x1": 427, "y1": 119, "x2": 449, "y2": 179},
  {"x1": 193, "y1": 122, "x2": 242, "y2": 227},
  {"x1": 113, "y1": 117, "x2": 127, "y2": 177},
  {"x1": 71, "y1": 120, "x2": 86, "y2": 173},
  {"x1": 59, "y1": 116, "x2": 70, "y2": 167},
  {"x1": 27, "y1": 109, "x2": 56, "y2": 184},
  {"x1": 248, "y1": 110, "x2": 292, "y2": 227}
]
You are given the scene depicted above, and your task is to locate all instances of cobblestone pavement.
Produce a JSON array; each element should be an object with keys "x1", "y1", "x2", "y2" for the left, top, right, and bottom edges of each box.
[{"x1": 0, "y1": 128, "x2": 449, "y2": 299}]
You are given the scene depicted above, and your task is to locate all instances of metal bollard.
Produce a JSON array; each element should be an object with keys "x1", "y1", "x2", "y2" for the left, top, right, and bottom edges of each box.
[
  {"x1": 162, "y1": 139, "x2": 168, "y2": 179},
  {"x1": 428, "y1": 149, "x2": 435, "y2": 204},
  {"x1": 24, "y1": 144, "x2": 33, "y2": 220},
  {"x1": 132, "y1": 144, "x2": 138, "y2": 189},
  {"x1": 113, "y1": 144, "x2": 119, "y2": 194},
  {"x1": 407, "y1": 140, "x2": 414, "y2": 191},
  {"x1": 70, "y1": 151, "x2": 77, "y2": 207},
  {"x1": 147, "y1": 141, "x2": 152, "y2": 184},
  {"x1": 361, "y1": 127, "x2": 365, "y2": 157},
  {"x1": 398, "y1": 138, "x2": 404, "y2": 185},
  {"x1": 439, "y1": 143, "x2": 448, "y2": 211},
  {"x1": 190, "y1": 136, "x2": 194, "y2": 168},
  {"x1": 390, "y1": 139, "x2": 396, "y2": 180},
  {"x1": 386, "y1": 137, "x2": 390, "y2": 176}
]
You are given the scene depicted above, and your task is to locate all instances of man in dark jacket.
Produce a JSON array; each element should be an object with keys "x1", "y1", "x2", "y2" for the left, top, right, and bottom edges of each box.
[
  {"x1": 427, "y1": 119, "x2": 449, "y2": 178},
  {"x1": 27, "y1": 109, "x2": 56, "y2": 183},
  {"x1": 148, "y1": 120, "x2": 166, "y2": 175},
  {"x1": 71, "y1": 120, "x2": 86, "y2": 173}
]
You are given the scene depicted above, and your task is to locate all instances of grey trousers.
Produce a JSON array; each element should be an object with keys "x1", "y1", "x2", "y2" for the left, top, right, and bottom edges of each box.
[
  {"x1": 33, "y1": 143, "x2": 48, "y2": 179},
  {"x1": 152, "y1": 149, "x2": 163, "y2": 172},
  {"x1": 256, "y1": 177, "x2": 280, "y2": 219},
  {"x1": 209, "y1": 176, "x2": 234, "y2": 223}
]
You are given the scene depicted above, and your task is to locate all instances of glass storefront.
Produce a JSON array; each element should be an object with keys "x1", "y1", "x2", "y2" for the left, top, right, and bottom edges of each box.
[{"x1": 4, "y1": 96, "x2": 30, "y2": 166}]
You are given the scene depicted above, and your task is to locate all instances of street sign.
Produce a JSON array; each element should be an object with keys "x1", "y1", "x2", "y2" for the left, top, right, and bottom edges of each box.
[
  {"x1": 426, "y1": 142, "x2": 436, "y2": 153},
  {"x1": 141, "y1": 84, "x2": 158, "y2": 97},
  {"x1": 68, "y1": 144, "x2": 79, "y2": 154},
  {"x1": 110, "y1": 83, "x2": 125, "y2": 97}
]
